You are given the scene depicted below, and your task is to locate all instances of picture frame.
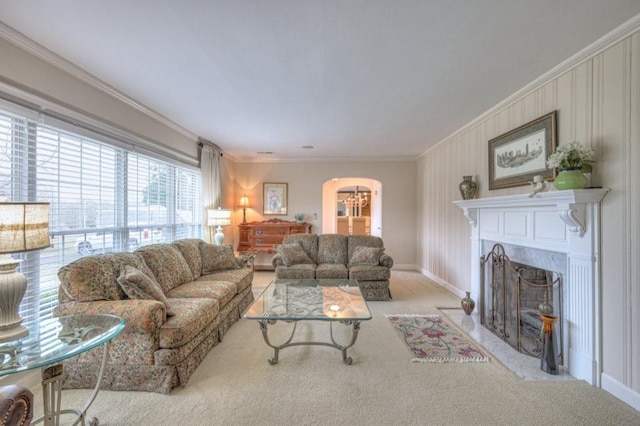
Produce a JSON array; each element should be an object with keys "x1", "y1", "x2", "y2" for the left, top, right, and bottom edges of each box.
[
  {"x1": 263, "y1": 182, "x2": 288, "y2": 215},
  {"x1": 488, "y1": 111, "x2": 557, "y2": 190}
]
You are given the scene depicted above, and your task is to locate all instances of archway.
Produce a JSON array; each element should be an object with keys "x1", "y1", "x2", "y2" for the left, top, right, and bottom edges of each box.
[{"x1": 321, "y1": 178, "x2": 382, "y2": 236}]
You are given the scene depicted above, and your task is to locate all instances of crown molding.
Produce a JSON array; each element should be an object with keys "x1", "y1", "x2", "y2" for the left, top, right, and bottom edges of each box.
[
  {"x1": 0, "y1": 23, "x2": 415, "y2": 164},
  {"x1": 234, "y1": 155, "x2": 417, "y2": 164},
  {"x1": 419, "y1": 13, "x2": 640, "y2": 158},
  {"x1": 4, "y1": 13, "x2": 637, "y2": 164},
  {"x1": 0, "y1": 22, "x2": 198, "y2": 141}
]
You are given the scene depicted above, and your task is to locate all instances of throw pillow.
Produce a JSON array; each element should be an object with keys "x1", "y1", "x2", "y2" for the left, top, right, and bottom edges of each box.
[
  {"x1": 200, "y1": 243, "x2": 240, "y2": 273},
  {"x1": 276, "y1": 242, "x2": 315, "y2": 267},
  {"x1": 135, "y1": 245, "x2": 193, "y2": 294},
  {"x1": 349, "y1": 246, "x2": 385, "y2": 266},
  {"x1": 116, "y1": 264, "x2": 175, "y2": 316}
]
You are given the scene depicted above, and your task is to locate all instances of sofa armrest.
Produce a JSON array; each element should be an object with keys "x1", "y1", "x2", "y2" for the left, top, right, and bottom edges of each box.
[
  {"x1": 271, "y1": 253, "x2": 285, "y2": 268},
  {"x1": 379, "y1": 253, "x2": 394, "y2": 268},
  {"x1": 0, "y1": 385, "x2": 33, "y2": 426},
  {"x1": 54, "y1": 300, "x2": 166, "y2": 334}
]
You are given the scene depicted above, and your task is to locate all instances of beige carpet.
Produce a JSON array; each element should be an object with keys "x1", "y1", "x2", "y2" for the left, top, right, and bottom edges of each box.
[{"x1": 33, "y1": 271, "x2": 640, "y2": 425}]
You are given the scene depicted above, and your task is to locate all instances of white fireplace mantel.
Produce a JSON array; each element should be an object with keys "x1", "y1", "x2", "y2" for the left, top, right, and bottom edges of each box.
[
  {"x1": 454, "y1": 188, "x2": 609, "y2": 386},
  {"x1": 454, "y1": 189, "x2": 609, "y2": 237}
]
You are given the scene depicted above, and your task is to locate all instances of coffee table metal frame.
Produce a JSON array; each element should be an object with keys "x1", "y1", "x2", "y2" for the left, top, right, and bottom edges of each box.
[
  {"x1": 244, "y1": 279, "x2": 372, "y2": 365},
  {"x1": 0, "y1": 314, "x2": 125, "y2": 426}
]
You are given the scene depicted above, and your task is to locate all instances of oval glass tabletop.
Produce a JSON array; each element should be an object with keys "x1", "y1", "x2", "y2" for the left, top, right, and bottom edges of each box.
[{"x1": 0, "y1": 314, "x2": 125, "y2": 375}]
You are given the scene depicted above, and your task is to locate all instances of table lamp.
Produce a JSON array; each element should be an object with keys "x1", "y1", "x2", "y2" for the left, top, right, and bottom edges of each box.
[
  {"x1": 207, "y1": 207, "x2": 231, "y2": 245},
  {"x1": 239, "y1": 195, "x2": 250, "y2": 225},
  {"x1": 0, "y1": 202, "x2": 50, "y2": 342}
]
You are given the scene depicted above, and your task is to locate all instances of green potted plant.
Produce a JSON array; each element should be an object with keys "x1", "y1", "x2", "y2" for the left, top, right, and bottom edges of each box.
[
  {"x1": 546, "y1": 141, "x2": 595, "y2": 190},
  {"x1": 294, "y1": 213, "x2": 305, "y2": 223}
]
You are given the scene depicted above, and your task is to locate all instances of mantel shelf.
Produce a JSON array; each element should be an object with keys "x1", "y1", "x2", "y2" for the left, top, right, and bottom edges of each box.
[
  {"x1": 453, "y1": 188, "x2": 610, "y2": 209},
  {"x1": 453, "y1": 188, "x2": 610, "y2": 236}
]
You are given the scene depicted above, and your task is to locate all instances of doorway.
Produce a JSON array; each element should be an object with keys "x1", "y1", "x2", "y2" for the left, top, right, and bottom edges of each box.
[{"x1": 321, "y1": 178, "x2": 382, "y2": 237}]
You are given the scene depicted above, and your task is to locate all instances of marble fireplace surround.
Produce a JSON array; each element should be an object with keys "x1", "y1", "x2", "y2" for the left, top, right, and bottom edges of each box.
[{"x1": 454, "y1": 189, "x2": 609, "y2": 386}]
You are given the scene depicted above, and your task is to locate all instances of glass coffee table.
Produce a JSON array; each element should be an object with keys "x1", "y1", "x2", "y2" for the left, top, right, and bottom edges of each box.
[
  {"x1": 0, "y1": 314, "x2": 125, "y2": 426},
  {"x1": 244, "y1": 279, "x2": 372, "y2": 365}
]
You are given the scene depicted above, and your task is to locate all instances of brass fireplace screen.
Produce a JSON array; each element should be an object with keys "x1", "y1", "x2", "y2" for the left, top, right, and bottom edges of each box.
[{"x1": 480, "y1": 244, "x2": 563, "y2": 364}]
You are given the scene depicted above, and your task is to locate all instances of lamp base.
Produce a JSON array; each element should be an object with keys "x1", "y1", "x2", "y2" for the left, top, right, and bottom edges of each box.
[
  {"x1": 0, "y1": 257, "x2": 29, "y2": 343},
  {"x1": 214, "y1": 226, "x2": 225, "y2": 245},
  {"x1": 0, "y1": 325, "x2": 28, "y2": 343}
]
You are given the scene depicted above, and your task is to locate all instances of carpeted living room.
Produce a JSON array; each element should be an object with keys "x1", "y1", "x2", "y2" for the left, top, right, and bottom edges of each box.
[
  {"x1": 31, "y1": 271, "x2": 640, "y2": 425},
  {"x1": 1, "y1": 2, "x2": 640, "y2": 425}
]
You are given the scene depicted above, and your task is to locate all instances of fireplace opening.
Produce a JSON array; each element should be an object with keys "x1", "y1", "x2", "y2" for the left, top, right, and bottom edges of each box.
[{"x1": 480, "y1": 244, "x2": 563, "y2": 364}]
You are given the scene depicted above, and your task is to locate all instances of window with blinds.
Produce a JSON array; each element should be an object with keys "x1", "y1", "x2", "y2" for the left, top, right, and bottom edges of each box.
[{"x1": 0, "y1": 107, "x2": 203, "y2": 334}]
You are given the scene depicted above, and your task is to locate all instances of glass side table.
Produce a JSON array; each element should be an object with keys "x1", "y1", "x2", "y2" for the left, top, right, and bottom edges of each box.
[{"x1": 0, "y1": 314, "x2": 125, "y2": 426}]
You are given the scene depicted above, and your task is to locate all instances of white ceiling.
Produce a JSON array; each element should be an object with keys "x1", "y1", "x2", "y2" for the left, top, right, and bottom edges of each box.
[{"x1": 1, "y1": 1, "x2": 639, "y2": 161}]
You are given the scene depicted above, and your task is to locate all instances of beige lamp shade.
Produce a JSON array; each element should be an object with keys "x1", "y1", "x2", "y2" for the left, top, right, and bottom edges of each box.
[
  {"x1": 207, "y1": 208, "x2": 232, "y2": 227},
  {"x1": 0, "y1": 201, "x2": 50, "y2": 342},
  {"x1": 0, "y1": 202, "x2": 50, "y2": 254}
]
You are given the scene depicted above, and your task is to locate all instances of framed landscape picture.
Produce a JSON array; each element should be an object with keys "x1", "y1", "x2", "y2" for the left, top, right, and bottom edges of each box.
[
  {"x1": 263, "y1": 182, "x2": 288, "y2": 215},
  {"x1": 488, "y1": 111, "x2": 557, "y2": 190}
]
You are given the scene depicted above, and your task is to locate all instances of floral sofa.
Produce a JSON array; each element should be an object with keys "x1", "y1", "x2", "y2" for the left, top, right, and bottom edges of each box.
[
  {"x1": 271, "y1": 234, "x2": 392, "y2": 301},
  {"x1": 54, "y1": 238, "x2": 254, "y2": 394}
]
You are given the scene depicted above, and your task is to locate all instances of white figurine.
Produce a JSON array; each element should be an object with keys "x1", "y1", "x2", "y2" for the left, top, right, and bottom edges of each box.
[{"x1": 529, "y1": 175, "x2": 549, "y2": 197}]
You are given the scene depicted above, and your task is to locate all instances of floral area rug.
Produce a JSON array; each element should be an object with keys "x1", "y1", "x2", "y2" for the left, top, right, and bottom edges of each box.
[{"x1": 386, "y1": 314, "x2": 489, "y2": 363}]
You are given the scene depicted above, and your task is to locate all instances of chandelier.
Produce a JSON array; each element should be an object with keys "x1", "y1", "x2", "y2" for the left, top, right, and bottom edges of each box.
[{"x1": 344, "y1": 186, "x2": 368, "y2": 209}]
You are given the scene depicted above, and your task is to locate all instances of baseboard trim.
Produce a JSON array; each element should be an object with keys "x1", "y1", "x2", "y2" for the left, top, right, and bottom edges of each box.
[
  {"x1": 418, "y1": 267, "x2": 465, "y2": 299},
  {"x1": 253, "y1": 265, "x2": 275, "y2": 271},
  {"x1": 390, "y1": 264, "x2": 416, "y2": 271},
  {"x1": 602, "y1": 373, "x2": 640, "y2": 412}
]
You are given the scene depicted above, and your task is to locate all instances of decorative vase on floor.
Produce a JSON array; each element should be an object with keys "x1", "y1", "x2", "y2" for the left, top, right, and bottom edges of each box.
[
  {"x1": 459, "y1": 176, "x2": 478, "y2": 200},
  {"x1": 461, "y1": 291, "x2": 475, "y2": 315},
  {"x1": 554, "y1": 169, "x2": 587, "y2": 190},
  {"x1": 540, "y1": 314, "x2": 560, "y2": 375}
]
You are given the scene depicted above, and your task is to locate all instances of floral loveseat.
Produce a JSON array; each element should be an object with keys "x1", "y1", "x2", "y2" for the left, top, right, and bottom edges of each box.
[
  {"x1": 54, "y1": 239, "x2": 253, "y2": 394},
  {"x1": 271, "y1": 234, "x2": 392, "y2": 301}
]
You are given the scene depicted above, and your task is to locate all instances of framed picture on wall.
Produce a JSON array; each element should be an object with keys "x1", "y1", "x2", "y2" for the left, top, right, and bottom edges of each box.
[
  {"x1": 263, "y1": 182, "x2": 288, "y2": 215},
  {"x1": 488, "y1": 111, "x2": 557, "y2": 190}
]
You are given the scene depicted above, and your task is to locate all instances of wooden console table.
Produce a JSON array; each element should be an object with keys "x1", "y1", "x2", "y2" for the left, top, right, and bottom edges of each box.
[{"x1": 237, "y1": 219, "x2": 312, "y2": 254}]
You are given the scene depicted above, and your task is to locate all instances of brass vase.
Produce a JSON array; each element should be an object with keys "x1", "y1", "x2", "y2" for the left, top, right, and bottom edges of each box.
[
  {"x1": 459, "y1": 176, "x2": 478, "y2": 200},
  {"x1": 461, "y1": 291, "x2": 475, "y2": 315}
]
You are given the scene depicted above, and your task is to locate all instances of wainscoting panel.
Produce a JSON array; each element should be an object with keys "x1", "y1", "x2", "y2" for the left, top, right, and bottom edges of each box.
[
  {"x1": 503, "y1": 211, "x2": 528, "y2": 238},
  {"x1": 533, "y1": 211, "x2": 567, "y2": 242},
  {"x1": 479, "y1": 210, "x2": 500, "y2": 234}
]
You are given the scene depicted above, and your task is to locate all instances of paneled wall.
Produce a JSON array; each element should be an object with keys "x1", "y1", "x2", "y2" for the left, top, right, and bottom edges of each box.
[{"x1": 417, "y1": 30, "x2": 640, "y2": 405}]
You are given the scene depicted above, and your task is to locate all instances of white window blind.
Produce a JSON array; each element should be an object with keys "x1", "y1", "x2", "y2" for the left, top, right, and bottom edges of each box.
[{"x1": 0, "y1": 107, "x2": 203, "y2": 336}]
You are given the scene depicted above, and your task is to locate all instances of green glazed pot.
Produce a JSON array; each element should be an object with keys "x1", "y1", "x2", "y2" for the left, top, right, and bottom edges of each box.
[{"x1": 554, "y1": 169, "x2": 587, "y2": 190}]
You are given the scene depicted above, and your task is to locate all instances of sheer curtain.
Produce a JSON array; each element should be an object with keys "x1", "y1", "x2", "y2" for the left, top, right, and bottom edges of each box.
[{"x1": 200, "y1": 143, "x2": 222, "y2": 243}]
